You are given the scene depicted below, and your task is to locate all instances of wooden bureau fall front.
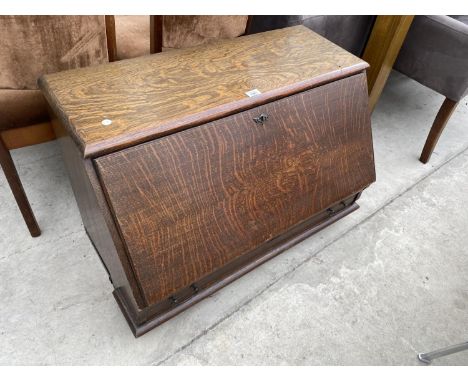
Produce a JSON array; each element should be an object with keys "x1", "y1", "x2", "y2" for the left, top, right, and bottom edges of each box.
[{"x1": 39, "y1": 26, "x2": 376, "y2": 337}]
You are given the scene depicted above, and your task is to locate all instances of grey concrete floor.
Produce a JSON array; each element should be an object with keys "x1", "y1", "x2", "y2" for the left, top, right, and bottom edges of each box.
[{"x1": 1, "y1": 71, "x2": 468, "y2": 365}]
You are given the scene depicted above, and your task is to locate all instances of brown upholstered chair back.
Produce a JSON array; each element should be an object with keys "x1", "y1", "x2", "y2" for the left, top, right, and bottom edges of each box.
[
  {"x1": 162, "y1": 16, "x2": 248, "y2": 49},
  {"x1": 114, "y1": 16, "x2": 248, "y2": 60},
  {"x1": 0, "y1": 16, "x2": 109, "y2": 90}
]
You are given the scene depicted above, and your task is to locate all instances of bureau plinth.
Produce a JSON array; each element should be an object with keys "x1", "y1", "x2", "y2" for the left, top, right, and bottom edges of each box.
[{"x1": 39, "y1": 25, "x2": 376, "y2": 337}]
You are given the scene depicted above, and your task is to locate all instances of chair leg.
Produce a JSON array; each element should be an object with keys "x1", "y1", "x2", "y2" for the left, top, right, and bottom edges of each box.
[
  {"x1": 418, "y1": 341, "x2": 468, "y2": 364},
  {"x1": 420, "y1": 97, "x2": 459, "y2": 164},
  {"x1": 0, "y1": 135, "x2": 40, "y2": 237}
]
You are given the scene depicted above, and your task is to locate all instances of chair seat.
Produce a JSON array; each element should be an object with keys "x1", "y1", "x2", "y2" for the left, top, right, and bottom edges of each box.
[
  {"x1": 0, "y1": 89, "x2": 49, "y2": 131},
  {"x1": 114, "y1": 16, "x2": 248, "y2": 61},
  {"x1": 450, "y1": 15, "x2": 468, "y2": 26},
  {"x1": 247, "y1": 16, "x2": 375, "y2": 57},
  {"x1": 395, "y1": 15, "x2": 468, "y2": 102}
]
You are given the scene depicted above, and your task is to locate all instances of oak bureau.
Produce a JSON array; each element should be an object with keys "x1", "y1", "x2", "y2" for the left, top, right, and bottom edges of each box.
[{"x1": 39, "y1": 25, "x2": 376, "y2": 337}]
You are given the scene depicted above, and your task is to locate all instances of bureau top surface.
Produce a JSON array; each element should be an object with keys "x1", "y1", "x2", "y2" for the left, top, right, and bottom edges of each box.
[{"x1": 39, "y1": 25, "x2": 368, "y2": 158}]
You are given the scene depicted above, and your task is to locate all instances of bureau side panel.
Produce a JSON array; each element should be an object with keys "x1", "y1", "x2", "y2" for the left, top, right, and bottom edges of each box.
[
  {"x1": 50, "y1": 114, "x2": 146, "y2": 309},
  {"x1": 95, "y1": 72, "x2": 375, "y2": 307}
]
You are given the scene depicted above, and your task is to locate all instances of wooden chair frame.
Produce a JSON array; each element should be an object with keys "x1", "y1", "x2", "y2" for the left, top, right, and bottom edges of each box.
[
  {"x1": 419, "y1": 97, "x2": 459, "y2": 164},
  {"x1": 1, "y1": 16, "x2": 118, "y2": 237},
  {"x1": 105, "y1": 15, "x2": 118, "y2": 62},
  {"x1": 0, "y1": 134, "x2": 40, "y2": 237}
]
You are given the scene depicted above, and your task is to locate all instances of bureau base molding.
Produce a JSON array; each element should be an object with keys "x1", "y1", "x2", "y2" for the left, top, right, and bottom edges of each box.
[{"x1": 114, "y1": 196, "x2": 360, "y2": 337}]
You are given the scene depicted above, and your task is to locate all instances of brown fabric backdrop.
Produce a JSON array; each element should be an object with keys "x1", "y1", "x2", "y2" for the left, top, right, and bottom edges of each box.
[{"x1": 0, "y1": 16, "x2": 108, "y2": 90}]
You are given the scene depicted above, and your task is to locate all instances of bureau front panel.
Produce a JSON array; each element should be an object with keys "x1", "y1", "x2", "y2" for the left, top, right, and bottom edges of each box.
[{"x1": 95, "y1": 73, "x2": 375, "y2": 307}]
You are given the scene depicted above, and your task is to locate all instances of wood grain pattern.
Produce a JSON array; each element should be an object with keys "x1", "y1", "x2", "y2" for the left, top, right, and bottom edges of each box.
[
  {"x1": 115, "y1": 197, "x2": 360, "y2": 337},
  {"x1": 95, "y1": 73, "x2": 375, "y2": 306},
  {"x1": 38, "y1": 26, "x2": 368, "y2": 158},
  {"x1": 362, "y1": 15, "x2": 414, "y2": 112}
]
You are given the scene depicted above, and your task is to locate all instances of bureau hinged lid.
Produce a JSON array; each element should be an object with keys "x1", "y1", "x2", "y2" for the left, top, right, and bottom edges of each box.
[{"x1": 38, "y1": 25, "x2": 368, "y2": 158}]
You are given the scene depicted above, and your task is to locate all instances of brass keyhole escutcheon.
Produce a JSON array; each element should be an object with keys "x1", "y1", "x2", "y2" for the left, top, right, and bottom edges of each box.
[{"x1": 253, "y1": 113, "x2": 268, "y2": 124}]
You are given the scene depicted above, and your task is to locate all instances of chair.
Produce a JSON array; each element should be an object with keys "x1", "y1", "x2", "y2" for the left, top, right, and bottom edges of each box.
[
  {"x1": 418, "y1": 341, "x2": 468, "y2": 364},
  {"x1": 113, "y1": 16, "x2": 250, "y2": 60},
  {"x1": 246, "y1": 16, "x2": 376, "y2": 57},
  {"x1": 394, "y1": 16, "x2": 468, "y2": 163},
  {"x1": 0, "y1": 16, "x2": 110, "y2": 236}
]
